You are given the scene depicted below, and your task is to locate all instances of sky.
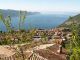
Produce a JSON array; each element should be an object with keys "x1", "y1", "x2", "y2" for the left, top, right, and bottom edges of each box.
[{"x1": 0, "y1": 0, "x2": 80, "y2": 12}]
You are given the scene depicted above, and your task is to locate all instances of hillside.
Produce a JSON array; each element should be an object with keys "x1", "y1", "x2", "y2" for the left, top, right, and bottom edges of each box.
[
  {"x1": 59, "y1": 14, "x2": 80, "y2": 27},
  {"x1": 0, "y1": 9, "x2": 40, "y2": 17}
]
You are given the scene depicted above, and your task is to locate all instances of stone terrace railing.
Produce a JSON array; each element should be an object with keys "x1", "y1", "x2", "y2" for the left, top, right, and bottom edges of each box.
[
  {"x1": 0, "y1": 54, "x2": 16, "y2": 60},
  {"x1": 28, "y1": 52, "x2": 48, "y2": 60}
]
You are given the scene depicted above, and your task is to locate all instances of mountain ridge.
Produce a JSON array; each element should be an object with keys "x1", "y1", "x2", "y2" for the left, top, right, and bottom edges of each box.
[
  {"x1": 0, "y1": 9, "x2": 40, "y2": 17},
  {"x1": 59, "y1": 14, "x2": 80, "y2": 27}
]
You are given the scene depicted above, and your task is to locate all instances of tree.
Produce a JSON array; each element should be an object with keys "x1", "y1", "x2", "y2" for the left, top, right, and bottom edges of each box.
[
  {"x1": 19, "y1": 11, "x2": 27, "y2": 30},
  {"x1": 0, "y1": 11, "x2": 12, "y2": 32}
]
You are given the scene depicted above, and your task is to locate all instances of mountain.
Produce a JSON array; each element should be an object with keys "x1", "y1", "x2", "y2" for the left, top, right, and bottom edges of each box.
[
  {"x1": 59, "y1": 14, "x2": 80, "y2": 27},
  {"x1": 0, "y1": 9, "x2": 40, "y2": 17}
]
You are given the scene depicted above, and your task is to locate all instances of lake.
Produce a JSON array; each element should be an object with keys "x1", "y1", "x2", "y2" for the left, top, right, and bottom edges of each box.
[{"x1": 0, "y1": 13, "x2": 75, "y2": 31}]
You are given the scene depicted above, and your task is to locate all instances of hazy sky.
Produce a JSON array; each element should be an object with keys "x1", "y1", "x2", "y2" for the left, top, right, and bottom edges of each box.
[{"x1": 0, "y1": 0, "x2": 80, "y2": 12}]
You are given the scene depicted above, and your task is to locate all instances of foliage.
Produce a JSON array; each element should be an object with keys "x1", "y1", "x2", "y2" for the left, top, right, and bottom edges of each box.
[
  {"x1": 0, "y1": 10, "x2": 27, "y2": 32},
  {"x1": 67, "y1": 23, "x2": 80, "y2": 60},
  {"x1": 0, "y1": 11, "x2": 12, "y2": 32},
  {"x1": 19, "y1": 11, "x2": 27, "y2": 30},
  {"x1": 59, "y1": 14, "x2": 80, "y2": 28}
]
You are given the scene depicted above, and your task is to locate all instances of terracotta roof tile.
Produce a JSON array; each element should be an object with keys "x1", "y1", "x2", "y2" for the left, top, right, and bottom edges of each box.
[{"x1": 34, "y1": 44, "x2": 67, "y2": 60}]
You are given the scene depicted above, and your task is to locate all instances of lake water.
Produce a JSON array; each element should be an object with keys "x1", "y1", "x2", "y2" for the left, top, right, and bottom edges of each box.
[{"x1": 0, "y1": 14, "x2": 74, "y2": 31}]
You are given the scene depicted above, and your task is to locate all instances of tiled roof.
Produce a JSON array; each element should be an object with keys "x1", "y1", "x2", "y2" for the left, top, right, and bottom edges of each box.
[
  {"x1": 34, "y1": 44, "x2": 67, "y2": 60},
  {"x1": 0, "y1": 46, "x2": 15, "y2": 57}
]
